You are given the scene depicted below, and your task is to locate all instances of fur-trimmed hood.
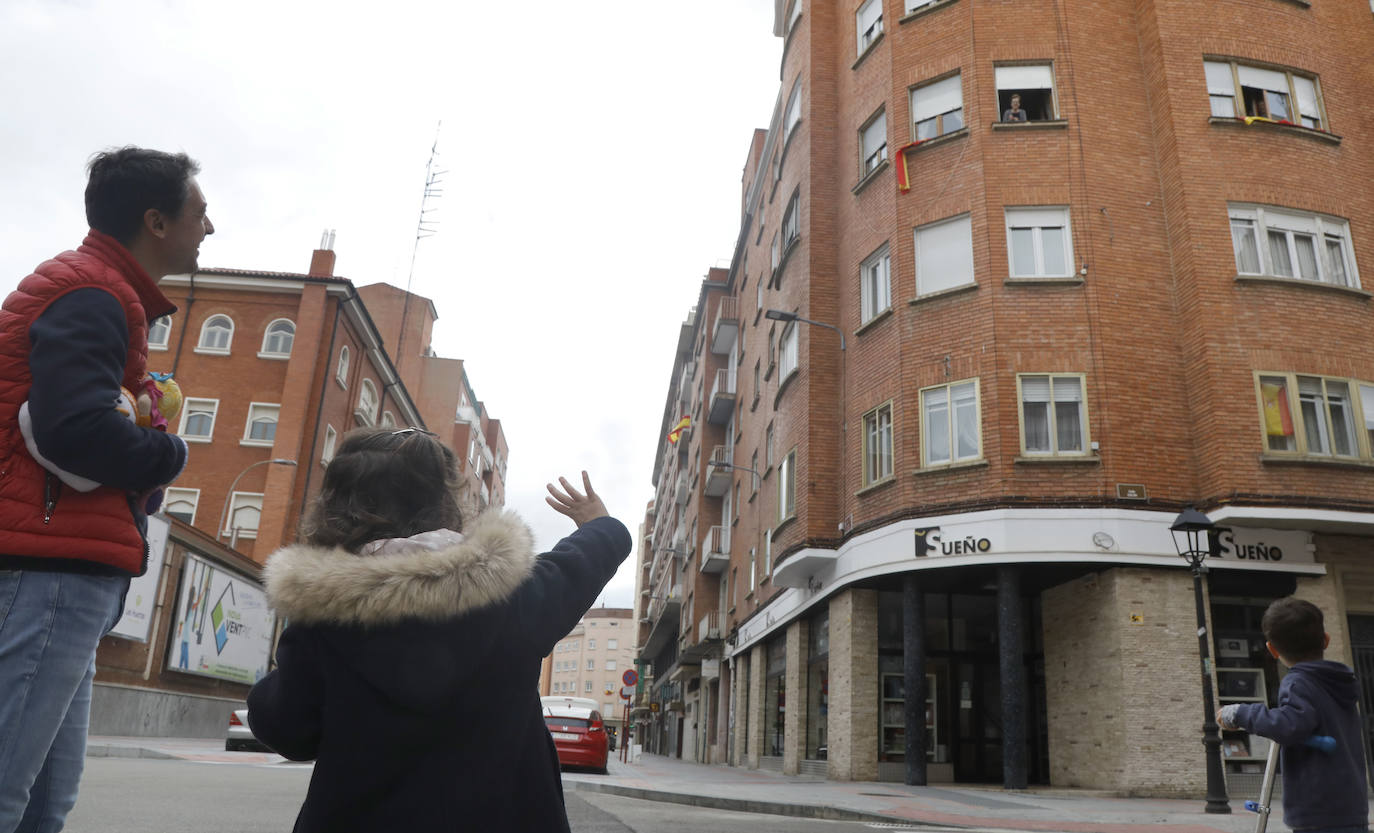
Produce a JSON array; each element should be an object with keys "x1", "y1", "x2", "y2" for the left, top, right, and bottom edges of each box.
[{"x1": 264, "y1": 510, "x2": 536, "y2": 627}]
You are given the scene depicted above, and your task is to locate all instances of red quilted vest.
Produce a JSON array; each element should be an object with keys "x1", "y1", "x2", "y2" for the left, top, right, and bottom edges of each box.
[{"x1": 0, "y1": 231, "x2": 176, "y2": 574}]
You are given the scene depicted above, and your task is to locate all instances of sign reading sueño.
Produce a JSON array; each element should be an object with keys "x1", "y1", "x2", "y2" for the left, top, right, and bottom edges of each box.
[{"x1": 914, "y1": 526, "x2": 992, "y2": 557}]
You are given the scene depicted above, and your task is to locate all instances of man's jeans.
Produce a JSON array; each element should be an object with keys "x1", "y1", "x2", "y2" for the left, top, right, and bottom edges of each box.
[{"x1": 0, "y1": 570, "x2": 128, "y2": 833}]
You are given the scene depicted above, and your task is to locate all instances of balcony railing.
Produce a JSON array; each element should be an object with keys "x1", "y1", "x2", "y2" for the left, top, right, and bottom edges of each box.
[
  {"x1": 707, "y1": 368, "x2": 736, "y2": 425},
  {"x1": 674, "y1": 470, "x2": 689, "y2": 505},
  {"x1": 704, "y1": 445, "x2": 732, "y2": 497},
  {"x1": 698, "y1": 611, "x2": 721, "y2": 643},
  {"x1": 678, "y1": 361, "x2": 695, "y2": 408},
  {"x1": 710, "y1": 296, "x2": 740, "y2": 355},
  {"x1": 701, "y1": 525, "x2": 729, "y2": 574}
]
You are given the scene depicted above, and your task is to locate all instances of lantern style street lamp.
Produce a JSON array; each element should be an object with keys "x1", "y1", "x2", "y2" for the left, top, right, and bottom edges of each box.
[{"x1": 1170, "y1": 506, "x2": 1231, "y2": 814}]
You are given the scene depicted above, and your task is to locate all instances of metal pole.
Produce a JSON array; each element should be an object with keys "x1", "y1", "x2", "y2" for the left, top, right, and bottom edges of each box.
[
  {"x1": 1193, "y1": 566, "x2": 1231, "y2": 813},
  {"x1": 902, "y1": 575, "x2": 927, "y2": 785}
]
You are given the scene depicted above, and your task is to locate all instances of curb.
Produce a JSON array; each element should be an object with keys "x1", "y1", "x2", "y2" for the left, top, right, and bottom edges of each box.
[
  {"x1": 566, "y1": 779, "x2": 958, "y2": 827},
  {"x1": 86, "y1": 744, "x2": 175, "y2": 761}
]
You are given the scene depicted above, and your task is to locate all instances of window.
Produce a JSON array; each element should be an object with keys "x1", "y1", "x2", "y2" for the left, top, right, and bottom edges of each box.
[
  {"x1": 857, "y1": 0, "x2": 883, "y2": 54},
  {"x1": 196, "y1": 315, "x2": 233, "y2": 353},
  {"x1": 766, "y1": 422, "x2": 775, "y2": 467},
  {"x1": 860, "y1": 244, "x2": 892, "y2": 323},
  {"x1": 179, "y1": 398, "x2": 218, "y2": 442},
  {"x1": 779, "y1": 320, "x2": 799, "y2": 380},
  {"x1": 863, "y1": 403, "x2": 894, "y2": 485},
  {"x1": 914, "y1": 214, "x2": 975, "y2": 295},
  {"x1": 995, "y1": 64, "x2": 1057, "y2": 121},
  {"x1": 321, "y1": 425, "x2": 337, "y2": 463},
  {"x1": 587, "y1": 659, "x2": 595, "y2": 671},
  {"x1": 787, "y1": 0, "x2": 802, "y2": 32},
  {"x1": 778, "y1": 448, "x2": 797, "y2": 522},
  {"x1": 905, "y1": 0, "x2": 938, "y2": 11},
  {"x1": 911, "y1": 74, "x2": 964, "y2": 139},
  {"x1": 336, "y1": 346, "x2": 350, "y2": 387},
  {"x1": 921, "y1": 379, "x2": 981, "y2": 465},
  {"x1": 606, "y1": 660, "x2": 617, "y2": 671},
  {"x1": 756, "y1": 278, "x2": 764, "y2": 318},
  {"x1": 753, "y1": 361, "x2": 761, "y2": 407},
  {"x1": 148, "y1": 317, "x2": 171, "y2": 350},
  {"x1": 1257, "y1": 373, "x2": 1368, "y2": 459},
  {"x1": 224, "y1": 492, "x2": 263, "y2": 539},
  {"x1": 355, "y1": 379, "x2": 379, "y2": 426},
  {"x1": 1228, "y1": 205, "x2": 1358, "y2": 288},
  {"x1": 1018, "y1": 375, "x2": 1087, "y2": 456},
  {"x1": 782, "y1": 192, "x2": 800, "y2": 250},
  {"x1": 588, "y1": 639, "x2": 596, "y2": 650},
  {"x1": 585, "y1": 681, "x2": 593, "y2": 693},
  {"x1": 859, "y1": 110, "x2": 888, "y2": 179},
  {"x1": 784, "y1": 81, "x2": 802, "y2": 146},
  {"x1": 1204, "y1": 60, "x2": 1325, "y2": 129},
  {"x1": 751, "y1": 450, "x2": 760, "y2": 493},
  {"x1": 771, "y1": 233, "x2": 781, "y2": 272},
  {"x1": 380, "y1": 411, "x2": 396, "y2": 428},
  {"x1": 162, "y1": 487, "x2": 198, "y2": 524},
  {"x1": 749, "y1": 547, "x2": 757, "y2": 592},
  {"x1": 242, "y1": 403, "x2": 280, "y2": 445},
  {"x1": 608, "y1": 639, "x2": 617, "y2": 650},
  {"x1": 1006, "y1": 207, "x2": 1073, "y2": 278},
  {"x1": 763, "y1": 528, "x2": 772, "y2": 577},
  {"x1": 260, "y1": 319, "x2": 295, "y2": 357}
]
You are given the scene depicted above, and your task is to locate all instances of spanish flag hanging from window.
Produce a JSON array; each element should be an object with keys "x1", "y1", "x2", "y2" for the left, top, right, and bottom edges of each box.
[
  {"x1": 666, "y1": 416, "x2": 690, "y2": 444},
  {"x1": 1261, "y1": 382, "x2": 1295, "y2": 437}
]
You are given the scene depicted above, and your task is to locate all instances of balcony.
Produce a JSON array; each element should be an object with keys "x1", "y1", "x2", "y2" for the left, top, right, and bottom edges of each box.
[
  {"x1": 703, "y1": 445, "x2": 732, "y2": 497},
  {"x1": 707, "y1": 368, "x2": 735, "y2": 425},
  {"x1": 701, "y1": 525, "x2": 729, "y2": 574},
  {"x1": 678, "y1": 361, "x2": 695, "y2": 408},
  {"x1": 674, "y1": 470, "x2": 689, "y2": 505},
  {"x1": 698, "y1": 611, "x2": 721, "y2": 643},
  {"x1": 710, "y1": 296, "x2": 739, "y2": 355}
]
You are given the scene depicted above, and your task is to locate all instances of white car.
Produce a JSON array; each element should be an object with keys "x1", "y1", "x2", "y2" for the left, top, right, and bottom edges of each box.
[{"x1": 225, "y1": 708, "x2": 271, "y2": 752}]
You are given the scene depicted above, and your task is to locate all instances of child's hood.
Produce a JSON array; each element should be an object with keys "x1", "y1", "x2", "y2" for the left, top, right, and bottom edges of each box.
[
  {"x1": 1290, "y1": 659, "x2": 1360, "y2": 706},
  {"x1": 262, "y1": 510, "x2": 536, "y2": 627}
]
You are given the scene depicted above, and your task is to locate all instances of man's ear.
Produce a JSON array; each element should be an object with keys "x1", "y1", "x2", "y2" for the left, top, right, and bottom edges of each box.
[
  {"x1": 1323, "y1": 632, "x2": 1331, "y2": 650},
  {"x1": 1265, "y1": 640, "x2": 1281, "y2": 660},
  {"x1": 143, "y1": 208, "x2": 168, "y2": 240}
]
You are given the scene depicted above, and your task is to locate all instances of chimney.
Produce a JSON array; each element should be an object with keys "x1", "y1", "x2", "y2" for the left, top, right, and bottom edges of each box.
[{"x1": 308, "y1": 228, "x2": 337, "y2": 277}]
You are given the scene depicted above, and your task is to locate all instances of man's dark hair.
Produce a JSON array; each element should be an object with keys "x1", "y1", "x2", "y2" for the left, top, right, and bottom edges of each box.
[
  {"x1": 1262, "y1": 597, "x2": 1326, "y2": 662},
  {"x1": 300, "y1": 427, "x2": 464, "y2": 553},
  {"x1": 85, "y1": 147, "x2": 201, "y2": 244}
]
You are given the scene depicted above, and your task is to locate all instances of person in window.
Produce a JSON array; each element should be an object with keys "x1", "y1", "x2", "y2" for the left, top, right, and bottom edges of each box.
[
  {"x1": 1002, "y1": 94, "x2": 1028, "y2": 122},
  {"x1": 247, "y1": 428, "x2": 631, "y2": 833}
]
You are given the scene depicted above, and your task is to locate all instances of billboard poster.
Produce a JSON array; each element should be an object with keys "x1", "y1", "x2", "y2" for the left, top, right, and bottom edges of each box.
[
  {"x1": 166, "y1": 553, "x2": 273, "y2": 684},
  {"x1": 109, "y1": 514, "x2": 170, "y2": 642}
]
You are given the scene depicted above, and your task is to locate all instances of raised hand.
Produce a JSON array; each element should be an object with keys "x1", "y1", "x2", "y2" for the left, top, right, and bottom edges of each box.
[{"x1": 545, "y1": 471, "x2": 609, "y2": 528}]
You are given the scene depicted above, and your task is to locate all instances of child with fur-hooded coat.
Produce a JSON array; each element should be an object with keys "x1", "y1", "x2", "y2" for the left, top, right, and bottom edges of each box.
[{"x1": 246, "y1": 428, "x2": 631, "y2": 833}]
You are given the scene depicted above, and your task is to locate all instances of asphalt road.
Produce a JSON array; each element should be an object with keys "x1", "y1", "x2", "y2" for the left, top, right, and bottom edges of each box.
[{"x1": 63, "y1": 756, "x2": 938, "y2": 832}]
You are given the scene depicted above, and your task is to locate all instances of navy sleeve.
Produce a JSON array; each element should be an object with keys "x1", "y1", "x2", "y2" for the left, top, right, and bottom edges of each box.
[
  {"x1": 246, "y1": 627, "x2": 324, "y2": 761},
  {"x1": 1234, "y1": 676, "x2": 1322, "y2": 745},
  {"x1": 508, "y1": 516, "x2": 633, "y2": 657},
  {"x1": 28, "y1": 288, "x2": 188, "y2": 492}
]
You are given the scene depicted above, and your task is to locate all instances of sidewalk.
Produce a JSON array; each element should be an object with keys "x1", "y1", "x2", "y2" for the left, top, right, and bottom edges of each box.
[{"x1": 87, "y1": 736, "x2": 1363, "y2": 832}]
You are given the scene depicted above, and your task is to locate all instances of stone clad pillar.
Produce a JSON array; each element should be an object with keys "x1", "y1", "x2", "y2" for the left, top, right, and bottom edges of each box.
[
  {"x1": 748, "y1": 643, "x2": 765, "y2": 768},
  {"x1": 783, "y1": 619, "x2": 808, "y2": 774},
  {"x1": 828, "y1": 588, "x2": 878, "y2": 781}
]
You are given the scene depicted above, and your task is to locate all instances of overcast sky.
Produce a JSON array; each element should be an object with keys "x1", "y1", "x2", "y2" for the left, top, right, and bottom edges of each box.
[{"x1": 0, "y1": 1, "x2": 783, "y2": 609}]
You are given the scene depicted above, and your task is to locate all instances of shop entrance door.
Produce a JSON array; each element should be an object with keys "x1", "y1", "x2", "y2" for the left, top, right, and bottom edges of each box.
[
  {"x1": 952, "y1": 658, "x2": 1002, "y2": 782},
  {"x1": 1347, "y1": 614, "x2": 1374, "y2": 788}
]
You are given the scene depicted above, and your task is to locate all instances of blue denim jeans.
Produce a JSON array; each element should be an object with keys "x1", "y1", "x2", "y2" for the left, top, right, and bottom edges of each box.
[{"x1": 0, "y1": 570, "x2": 129, "y2": 833}]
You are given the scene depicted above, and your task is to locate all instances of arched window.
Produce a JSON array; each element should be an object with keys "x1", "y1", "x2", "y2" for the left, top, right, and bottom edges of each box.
[
  {"x1": 243, "y1": 403, "x2": 280, "y2": 445},
  {"x1": 149, "y1": 317, "x2": 172, "y2": 350},
  {"x1": 260, "y1": 319, "x2": 295, "y2": 357},
  {"x1": 355, "y1": 379, "x2": 378, "y2": 426},
  {"x1": 336, "y1": 346, "x2": 350, "y2": 387},
  {"x1": 380, "y1": 411, "x2": 397, "y2": 428},
  {"x1": 197, "y1": 315, "x2": 234, "y2": 352}
]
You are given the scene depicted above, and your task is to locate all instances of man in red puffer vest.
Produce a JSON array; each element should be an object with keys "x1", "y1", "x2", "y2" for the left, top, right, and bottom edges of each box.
[{"x1": 0, "y1": 147, "x2": 209, "y2": 831}]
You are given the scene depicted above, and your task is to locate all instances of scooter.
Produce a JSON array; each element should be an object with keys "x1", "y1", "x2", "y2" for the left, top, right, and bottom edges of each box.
[{"x1": 1243, "y1": 734, "x2": 1337, "y2": 833}]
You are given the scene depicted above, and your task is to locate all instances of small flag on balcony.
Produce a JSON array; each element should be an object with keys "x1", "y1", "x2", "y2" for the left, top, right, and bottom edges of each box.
[{"x1": 667, "y1": 416, "x2": 690, "y2": 444}]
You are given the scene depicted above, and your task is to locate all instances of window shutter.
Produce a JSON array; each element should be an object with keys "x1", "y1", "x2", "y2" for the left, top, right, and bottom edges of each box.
[
  {"x1": 1237, "y1": 65, "x2": 1289, "y2": 93},
  {"x1": 1021, "y1": 376, "x2": 1051, "y2": 402},
  {"x1": 912, "y1": 75, "x2": 962, "y2": 121},
  {"x1": 1204, "y1": 62, "x2": 1235, "y2": 95},
  {"x1": 1052, "y1": 376, "x2": 1083, "y2": 402},
  {"x1": 995, "y1": 65, "x2": 1053, "y2": 90}
]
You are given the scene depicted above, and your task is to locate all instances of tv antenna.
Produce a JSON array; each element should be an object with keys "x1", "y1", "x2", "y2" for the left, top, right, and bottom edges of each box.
[{"x1": 398, "y1": 121, "x2": 446, "y2": 361}]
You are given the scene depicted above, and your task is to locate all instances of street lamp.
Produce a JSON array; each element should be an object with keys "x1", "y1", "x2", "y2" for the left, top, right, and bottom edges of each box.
[
  {"x1": 1170, "y1": 506, "x2": 1231, "y2": 814},
  {"x1": 764, "y1": 308, "x2": 845, "y2": 351},
  {"x1": 218, "y1": 458, "x2": 297, "y2": 545}
]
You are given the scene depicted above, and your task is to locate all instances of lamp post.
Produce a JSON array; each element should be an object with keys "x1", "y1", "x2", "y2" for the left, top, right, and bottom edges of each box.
[
  {"x1": 218, "y1": 458, "x2": 297, "y2": 545},
  {"x1": 1170, "y1": 506, "x2": 1231, "y2": 814},
  {"x1": 763, "y1": 308, "x2": 845, "y2": 351}
]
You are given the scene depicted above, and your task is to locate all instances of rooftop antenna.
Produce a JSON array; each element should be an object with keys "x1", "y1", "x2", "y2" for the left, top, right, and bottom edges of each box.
[{"x1": 397, "y1": 121, "x2": 446, "y2": 362}]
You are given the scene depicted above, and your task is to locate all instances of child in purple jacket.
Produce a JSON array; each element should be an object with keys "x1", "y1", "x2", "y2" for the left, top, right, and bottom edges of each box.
[{"x1": 1218, "y1": 597, "x2": 1367, "y2": 833}]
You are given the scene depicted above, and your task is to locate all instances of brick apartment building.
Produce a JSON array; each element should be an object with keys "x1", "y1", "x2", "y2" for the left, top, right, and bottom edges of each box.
[
  {"x1": 89, "y1": 239, "x2": 507, "y2": 737},
  {"x1": 541, "y1": 608, "x2": 639, "y2": 736},
  {"x1": 634, "y1": 0, "x2": 1374, "y2": 798}
]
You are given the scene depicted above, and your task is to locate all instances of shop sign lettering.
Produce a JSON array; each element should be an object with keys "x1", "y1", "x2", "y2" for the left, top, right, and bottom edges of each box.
[
  {"x1": 914, "y1": 526, "x2": 992, "y2": 558},
  {"x1": 1214, "y1": 529, "x2": 1282, "y2": 562}
]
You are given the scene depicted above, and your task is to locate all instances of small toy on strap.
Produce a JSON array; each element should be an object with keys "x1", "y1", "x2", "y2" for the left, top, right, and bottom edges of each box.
[{"x1": 133, "y1": 372, "x2": 183, "y2": 431}]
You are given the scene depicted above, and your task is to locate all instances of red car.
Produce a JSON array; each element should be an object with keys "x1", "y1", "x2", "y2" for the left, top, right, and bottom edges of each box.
[{"x1": 541, "y1": 696, "x2": 609, "y2": 774}]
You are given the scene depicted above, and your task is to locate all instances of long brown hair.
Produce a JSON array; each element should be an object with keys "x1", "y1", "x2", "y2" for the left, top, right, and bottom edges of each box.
[{"x1": 299, "y1": 427, "x2": 463, "y2": 552}]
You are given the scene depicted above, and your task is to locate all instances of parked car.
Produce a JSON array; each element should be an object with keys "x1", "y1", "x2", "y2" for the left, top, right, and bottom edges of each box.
[
  {"x1": 540, "y1": 696, "x2": 608, "y2": 774},
  {"x1": 225, "y1": 708, "x2": 272, "y2": 752}
]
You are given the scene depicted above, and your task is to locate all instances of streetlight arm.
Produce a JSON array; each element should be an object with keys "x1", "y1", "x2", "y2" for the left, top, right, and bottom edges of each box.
[
  {"x1": 217, "y1": 458, "x2": 298, "y2": 539},
  {"x1": 792, "y1": 316, "x2": 846, "y2": 351}
]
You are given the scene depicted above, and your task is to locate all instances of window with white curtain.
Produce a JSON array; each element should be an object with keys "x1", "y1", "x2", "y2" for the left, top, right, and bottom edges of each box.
[
  {"x1": 1363, "y1": 383, "x2": 1374, "y2": 455},
  {"x1": 336, "y1": 346, "x2": 350, "y2": 388},
  {"x1": 197, "y1": 315, "x2": 233, "y2": 353},
  {"x1": 1006, "y1": 207, "x2": 1074, "y2": 278},
  {"x1": 322, "y1": 424, "x2": 337, "y2": 463},
  {"x1": 148, "y1": 317, "x2": 171, "y2": 350},
  {"x1": 921, "y1": 379, "x2": 980, "y2": 466},
  {"x1": 911, "y1": 74, "x2": 964, "y2": 140},
  {"x1": 914, "y1": 214, "x2": 975, "y2": 296},
  {"x1": 995, "y1": 64, "x2": 1057, "y2": 121},
  {"x1": 225, "y1": 492, "x2": 263, "y2": 538},
  {"x1": 782, "y1": 192, "x2": 800, "y2": 248},
  {"x1": 1018, "y1": 375, "x2": 1087, "y2": 456},
  {"x1": 863, "y1": 402, "x2": 894, "y2": 484},
  {"x1": 857, "y1": 0, "x2": 883, "y2": 54},
  {"x1": 860, "y1": 110, "x2": 888, "y2": 176},
  {"x1": 1258, "y1": 373, "x2": 1374, "y2": 460},
  {"x1": 779, "y1": 321, "x2": 799, "y2": 380},
  {"x1": 860, "y1": 244, "x2": 892, "y2": 323},
  {"x1": 905, "y1": 0, "x2": 938, "y2": 12},
  {"x1": 1204, "y1": 60, "x2": 1325, "y2": 129},
  {"x1": 179, "y1": 398, "x2": 218, "y2": 442},
  {"x1": 355, "y1": 379, "x2": 379, "y2": 426},
  {"x1": 1229, "y1": 205, "x2": 1358, "y2": 288},
  {"x1": 162, "y1": 488, "x2": 199, "y2": 524},
  {"x1": 778, "y1": 449, "x2": 797, "y2": 522},
  {"x1": 260, "y1": 319, "x2": 295, "y2": 356}
]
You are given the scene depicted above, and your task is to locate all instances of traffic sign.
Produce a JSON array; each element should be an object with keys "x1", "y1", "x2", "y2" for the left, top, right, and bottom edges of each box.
[
  {"x1": 620, "y1": 685, "x2": 635, "y2": 700},
  {"x1": 622, "y1": 669, "x2": 638, "y2": 687}
]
